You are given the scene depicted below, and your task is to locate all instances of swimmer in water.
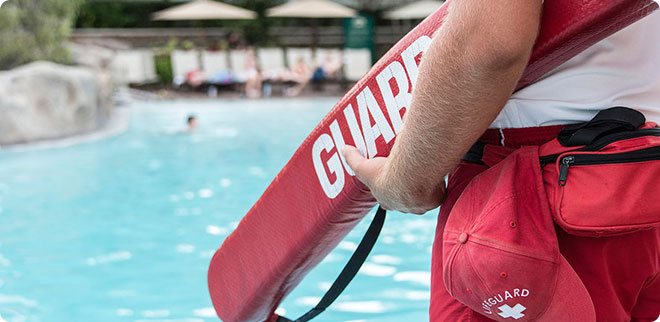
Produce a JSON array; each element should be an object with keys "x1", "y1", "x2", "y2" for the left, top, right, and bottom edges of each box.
[{"x1": 187, "y1": 115, "x2": 198, "y2": 132}]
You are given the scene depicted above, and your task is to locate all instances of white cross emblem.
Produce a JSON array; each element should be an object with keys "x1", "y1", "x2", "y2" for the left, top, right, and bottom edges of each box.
[{"x1": 497, "y1": 304, "x2": 526, "y2": 320}]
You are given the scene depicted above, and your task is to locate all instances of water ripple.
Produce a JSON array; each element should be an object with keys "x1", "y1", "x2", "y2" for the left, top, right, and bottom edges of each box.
[
  {"x1": 0, "y1": 255, "x2": 10, "y2": 267},
  {"x1": 175, "y1": 244, "x2": 195, "y2": 254},
  {"x1": 133, "y1": 319, "x2": 202, "y2": 322},
  {"x1": 333, "y1": 301, "x2": 389, "y2": 313},
  {"x1": 0, "y1": 294, "x2": 37, "y2": 307},
  {"x1": 338, "y1": 241, "x2": 358, "y2": 251},
  {"x1": 359, "y1": 263, "x2": 396, "y2": 277},
  {"x1": 393, "y1": 271, "x2": 431, "y2": 286},
  {"x1": 142, "y1": 309, "x2": 170, "y2": 318},
  {"x1": 198, "y1": 189, "x2": 213, "y2": 198},
  {"x1": 116, "y1": 308, "x2": 133, "y2": 316},
  {"x1": 219, "y1": 179, "x2": 232, "y2": 188},
  {"x1": 370, "y1": 255, "x2": 402, "y2": 265},
  {"x1": 86, "y1": 251, "x2": 132, "y2": 266},
  {"x1": 205, "y1": 225, "x2": 228, "y2": 236},
  {"x1": 192, "y1": 307, "x2": 216, "y2": 318}
]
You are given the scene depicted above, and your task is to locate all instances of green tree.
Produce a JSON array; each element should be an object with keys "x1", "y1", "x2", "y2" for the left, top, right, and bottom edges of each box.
[
  {"x1": 76, "y1": 1, "x2": 174, "y2": 29},
  {"x1": 223, "y1": 0, "x2": 286, "y2": 46},
  {"x1": 0, "y1": 0, "x2": 82, "y2": 70}
]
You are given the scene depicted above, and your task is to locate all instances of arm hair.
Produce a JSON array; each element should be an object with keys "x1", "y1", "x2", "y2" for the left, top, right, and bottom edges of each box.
[{"x1": 380, "y1": 0, "x2": 543, "y2": 210}]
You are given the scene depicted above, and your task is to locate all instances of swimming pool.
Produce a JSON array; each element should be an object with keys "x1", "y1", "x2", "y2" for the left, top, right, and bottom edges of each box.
[{"x1": 0, "y1": 98, "x2": 436, "y2": 322}]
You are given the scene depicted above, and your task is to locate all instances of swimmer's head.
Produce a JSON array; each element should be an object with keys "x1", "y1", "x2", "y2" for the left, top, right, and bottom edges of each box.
[{"x1": 187, "y1": 115, "x2": 198, "y2": 130}]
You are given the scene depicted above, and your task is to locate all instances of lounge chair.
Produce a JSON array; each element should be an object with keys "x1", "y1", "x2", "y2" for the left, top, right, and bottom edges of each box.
[
  {"x1": 111, "y1": 49, "x2": 158, "y2": 85},
  {"x1": 286, "y1": 48, "x2": 314, "y2": 69},
  {"x1": 314, "y1": 48, "x2": 343, "y2": 68},
  {"x1": 171, "y1": 50, "x2": 201, "y2": 86},
  {"x1": 258, "y1": 48, "x2": 287, "y2": 80},
  {"x1": 202, "y1": 50, "x2": 233, "y2": 85}
]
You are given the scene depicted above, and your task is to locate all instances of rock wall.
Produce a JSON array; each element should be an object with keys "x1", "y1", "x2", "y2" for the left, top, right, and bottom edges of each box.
[{"x1": 0, "y1": 61, "x2": 114, "y2": 145}]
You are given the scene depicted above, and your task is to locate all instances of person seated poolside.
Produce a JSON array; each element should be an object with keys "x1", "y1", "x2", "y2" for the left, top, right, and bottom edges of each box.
[
  {"x1": 185, "y1": 70, "x2": 206, "y2": 88},
  {"x1": 234, "y1": 47, "x2": 263, "y2": 99},
  {"x1": 285, "y1": 57, "x2": 313, "y2": 97},
  {"x1": 311, "y1": 53, "x2": 343, "y2": 91},
  {"x1": 313, "y1": 52, "x2": 343, "y2": 82}
]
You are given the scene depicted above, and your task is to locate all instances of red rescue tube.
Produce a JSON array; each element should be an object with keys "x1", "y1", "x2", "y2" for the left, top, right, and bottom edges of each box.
[{"x1": 208, "y1": 1, "x2": 658, "y2": 322}]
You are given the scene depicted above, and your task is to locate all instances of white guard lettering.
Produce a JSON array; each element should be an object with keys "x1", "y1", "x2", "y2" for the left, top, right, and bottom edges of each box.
[
  {"x1": 330, "y1": 119, "x2": 354, "y2": 176},
  {"x1": 341, "y1": 104, "x2": 369, "y2": 174},
  {"x1": 312, "y1": 35, "x2": 433, "y2": 198},
  {"x1": 357, "y1": 86, "x2": 395, "y2": 158},
  {"x1": 312, "y1": 133, "x2": 345, "y2": 198},
  {"x1": 376, "y1": 61, "x2": 412, "y2": 134},
  {"x1": 401, "y1": 35, "x2": 432, "y2": 88},
  {"x1": 481, "y1": 288, "x2": 531, "y2": 315}
]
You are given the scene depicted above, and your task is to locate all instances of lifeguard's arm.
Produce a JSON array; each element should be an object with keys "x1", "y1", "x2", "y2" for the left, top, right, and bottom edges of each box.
[{"x1": 343, "y1": 0, "x2": 543, "y2": 214}]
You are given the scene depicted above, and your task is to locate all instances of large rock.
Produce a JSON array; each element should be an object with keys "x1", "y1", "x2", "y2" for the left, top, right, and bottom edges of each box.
[{"x1": 0, "y1": 61, "x2": 114, "y2": 145}]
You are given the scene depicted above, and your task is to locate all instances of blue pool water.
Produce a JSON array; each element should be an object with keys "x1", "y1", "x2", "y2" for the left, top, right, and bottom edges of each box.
[{"x1": 0, "y1": 98, "x2": 437, "y2": 322}]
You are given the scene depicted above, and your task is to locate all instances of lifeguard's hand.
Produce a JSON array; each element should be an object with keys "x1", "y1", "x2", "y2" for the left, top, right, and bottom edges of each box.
[{"x1": 342, "y1": 145, "x2": 445, "y2": 215}]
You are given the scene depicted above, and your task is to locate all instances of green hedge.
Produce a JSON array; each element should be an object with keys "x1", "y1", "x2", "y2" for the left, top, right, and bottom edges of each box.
[{"x1": 154, "y1": 54, "x2": 173, "y2": 84}]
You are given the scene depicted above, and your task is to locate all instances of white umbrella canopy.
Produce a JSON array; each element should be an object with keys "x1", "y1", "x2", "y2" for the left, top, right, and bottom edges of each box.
[
  {"x1": 266, "y1": 0, "x2": 357, "y2": 18},
  {"x1": 384, "y1": 0, "x2": 444, "y2": 20},
  {"x1": 152, "y1": 0, "x2": 257, "y2": 21}
]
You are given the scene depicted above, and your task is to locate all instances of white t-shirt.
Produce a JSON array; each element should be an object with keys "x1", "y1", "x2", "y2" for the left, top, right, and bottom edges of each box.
[{"x1": 491, "y1": 10, "x2": 660, "y2": 129}]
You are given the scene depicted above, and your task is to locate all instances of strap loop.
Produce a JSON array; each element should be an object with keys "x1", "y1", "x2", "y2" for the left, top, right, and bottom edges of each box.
[
  {"x1": 273, "y1": 206, "x2": 387, "y2": 322},
  {"x1": 558, "y1": 107, "x2": 645, "y2": 147}
]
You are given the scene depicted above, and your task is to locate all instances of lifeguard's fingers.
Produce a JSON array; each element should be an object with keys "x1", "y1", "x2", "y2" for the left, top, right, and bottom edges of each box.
[
  {"x1": 342, "y1": 145, "x2": 365, "y2": 171},
  {"x1": 341, "y1": 146, "x2": 372, "y2": 185}
]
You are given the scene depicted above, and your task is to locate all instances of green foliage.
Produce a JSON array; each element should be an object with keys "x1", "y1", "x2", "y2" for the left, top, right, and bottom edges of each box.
[
  {"x1": 154, "y1": 54, "x2": 173, "y2": 84},
  {"x1": 223, "y1": 0, "x2": 286, "y2": 46},
  {"x1": 151, "y1": 38, "x2": 176, "y2": 84},
  {"x1": 76, "y1": 1, "x2": 173, "y2": 29},
  {"x1": 0, "y1": 0, "x2": 82, "y2": 70}
]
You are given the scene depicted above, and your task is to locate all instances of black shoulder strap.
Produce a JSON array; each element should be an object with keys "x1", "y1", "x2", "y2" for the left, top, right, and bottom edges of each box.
[
  {"x1": 558, "y1": 107, "x2": 646, "y2": 147},
  {"x1": 276, "y1": 207, "x2": 387, "y2": 322}
]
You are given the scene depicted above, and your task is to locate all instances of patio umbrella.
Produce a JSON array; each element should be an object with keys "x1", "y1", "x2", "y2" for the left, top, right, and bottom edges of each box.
[
  {"x1": 266, "y1": 0, "x2": 357, "y2": 18},
  {"x1": 383, "y1": 0, "x2": 444, "y2": 20},
  {"x1": 267, "y1": 0, "x2": 357, "y2": 57},
  {"x1": 152, "y1": 0, "x2": 257, "y2": 21}
]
